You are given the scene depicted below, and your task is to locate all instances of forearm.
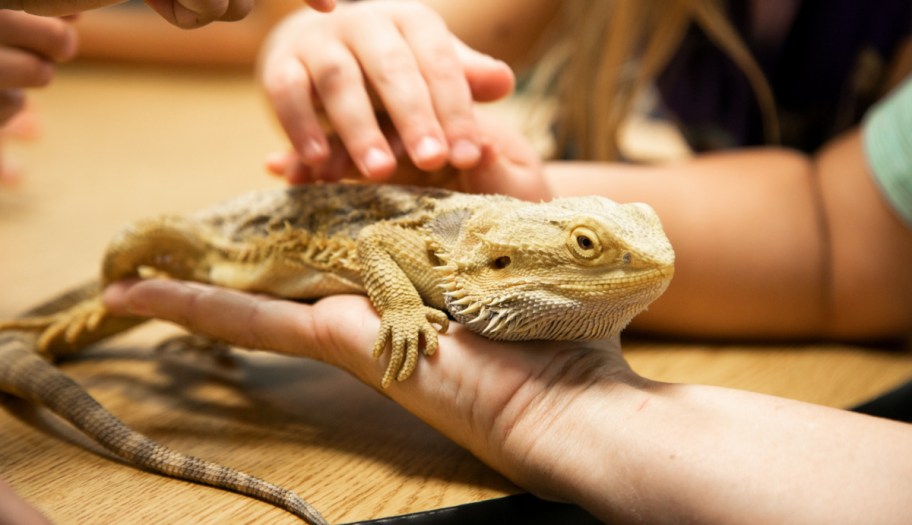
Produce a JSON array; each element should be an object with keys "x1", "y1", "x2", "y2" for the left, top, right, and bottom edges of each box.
[
  {"x1": 542, "y1": 148, "x2": 829, "y2": 338},
  {"x1": 542, "y1": 133, "x2": 912, "y2": 340},
  {"x1": 410, "y1": 0, "x2": 558, "y2": 67},
  {"x1": 521, "y1": 378, "x2": 912, "y2": 524}
]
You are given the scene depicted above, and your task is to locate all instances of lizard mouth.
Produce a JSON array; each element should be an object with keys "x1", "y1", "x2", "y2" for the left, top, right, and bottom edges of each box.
[{"x1": 441, "y1": 260, "x2": 674, "y2": 341}]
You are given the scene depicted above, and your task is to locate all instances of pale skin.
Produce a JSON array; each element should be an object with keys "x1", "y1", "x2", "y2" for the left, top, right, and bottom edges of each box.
[
  {"x1": 8, "y1": 1, "x2": 912, "y2": 523},
  {"x1": 0, "y1": 11, "x2": 77, "y2": 184},
  {"x1": 258, "y1": 0, "x2": 912, "y2": 339},
  {"x1": 0, "y1": 0, "x2": 334, "y2": 518},
  {"x1": 101, "y1": 279, "x2": 912, "y2": 524},
  {"x1": 202, "y1": 2, "x2": 912, "y2": 519},
  {"x1": 0, "y1": 0, "x2": 333, "y2": 180},
  {"x1": 0, "y1": 0, "x2": 335, "y2": 28}
]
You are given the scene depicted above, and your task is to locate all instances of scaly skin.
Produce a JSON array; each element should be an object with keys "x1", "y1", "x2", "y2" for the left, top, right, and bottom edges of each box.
[{"x1": 0, "y1": 183, "x2": 674, "y2": 522}]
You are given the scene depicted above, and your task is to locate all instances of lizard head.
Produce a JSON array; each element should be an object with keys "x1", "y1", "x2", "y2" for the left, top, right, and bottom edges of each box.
[{"x1": 436, "y1": 196, "x2": 674, "y2": 341}]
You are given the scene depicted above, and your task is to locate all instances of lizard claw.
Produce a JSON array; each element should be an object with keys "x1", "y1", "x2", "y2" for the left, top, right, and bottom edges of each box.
[
  {"x1": 0, "y1": 298, "x2": 109, "y2": 355},
  {"x1": 373, "y1": 306, "x2": 449, "y2": 388}
]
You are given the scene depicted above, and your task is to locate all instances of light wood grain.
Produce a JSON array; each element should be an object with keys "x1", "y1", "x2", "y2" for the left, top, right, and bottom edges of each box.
[{"x1": 1, "y1": 64, "x2": 911, "y2": 524}]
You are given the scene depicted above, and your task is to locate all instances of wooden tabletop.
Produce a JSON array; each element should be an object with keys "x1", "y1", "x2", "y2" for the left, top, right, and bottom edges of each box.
[{"x1": 2, "y1": 64, "x2": 911, "y2": 524}]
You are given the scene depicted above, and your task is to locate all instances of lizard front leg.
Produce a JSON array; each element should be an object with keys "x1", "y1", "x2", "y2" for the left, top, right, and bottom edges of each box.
[{"x1": 357, "y1": 223, "x2": 449, "y2": 388}]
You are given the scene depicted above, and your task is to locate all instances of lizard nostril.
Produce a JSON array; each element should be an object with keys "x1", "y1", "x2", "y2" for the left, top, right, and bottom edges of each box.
[{"x1": 492, "y1": 256, "x2": 512, "y2": 269}]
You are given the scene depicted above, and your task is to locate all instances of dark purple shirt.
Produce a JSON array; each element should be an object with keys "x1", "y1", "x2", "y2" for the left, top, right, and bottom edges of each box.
[{"x1": 657, "y1": 0, "x2": 912, "y2": 152}]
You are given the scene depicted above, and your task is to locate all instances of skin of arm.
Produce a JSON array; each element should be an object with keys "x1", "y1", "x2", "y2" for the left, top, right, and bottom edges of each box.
[
  {"x1": 102, "y1": 280, "x2": 912, "y2": 524},
  {"x1": 259, "y1": 1, "x2": 912, "y2": 340},
  {"x1": 0, "y1": 479, "x2": 52, "y2": 525},
  {"x1": 538, "y1": 130, "x2": 912, "y2": 340},
  {"x1": 385, "y1": 104, "x2": 912, "y2": 340}
]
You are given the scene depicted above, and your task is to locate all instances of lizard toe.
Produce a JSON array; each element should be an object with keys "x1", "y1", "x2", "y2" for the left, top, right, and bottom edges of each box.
[
  {"x1": 381, "y1": 336, "x2": 405, "y2": 388},
  {"x1": 396, "y1": 336, "x2": 420, "y2": 382}
]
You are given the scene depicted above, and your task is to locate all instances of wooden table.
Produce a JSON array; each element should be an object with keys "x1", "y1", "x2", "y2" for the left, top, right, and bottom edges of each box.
[{"x1": 2, "y1": 64, "x2": 911, "y2": 524}]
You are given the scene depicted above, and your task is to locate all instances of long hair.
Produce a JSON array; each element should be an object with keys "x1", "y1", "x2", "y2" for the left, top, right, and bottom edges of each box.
[{"x1": 544, "y1": 0, "x2": 779, "y2": 161}]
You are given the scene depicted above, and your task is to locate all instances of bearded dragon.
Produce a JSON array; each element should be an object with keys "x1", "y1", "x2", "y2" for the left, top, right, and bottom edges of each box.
[{"x1": 0, "y1": 183, "x2": 674, "y2": 523}]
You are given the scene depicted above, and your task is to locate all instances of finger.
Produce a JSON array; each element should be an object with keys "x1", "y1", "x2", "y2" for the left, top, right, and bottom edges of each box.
[
  {"x1": 306, "y1": 42, "x2": 396, "y2": 179},
  {"x1": 0, "y1": 89, "x2": 25, "y2": 125},
  {"x1": 453, "y1": 39, "x2": 515, "y2": 103},
  {"x1": 0, "y1": 479, "x2": 52, "y2": 525},
  {"x1": 460, "y1": 143, "x2": 550, "y2": 202},
  {"x1": 219, "y1": 0, "x2": 254, "y2": 22},
  {"x1": 304, "y1": 0, "x2": 336, "y2": 13},
  {"x1": 397, "y1": 17, "x2": 483, "y2": 170},
  {"x1": 103, "y1": 279, "x2": 379, "y2": 371},
  {"x1": 349, "y1": 19, "x2": 449, "y2": 171},
  {"x1": 265, "y1": 150, "x2": 295, "y2": 177},
  {"x1": 261, "y1": 57, "x2": 330, "y2": 166},
  {"x1": 0, "y1": 97, "x2": 30, "y2": 187},
  {"x1": 144, "y1": 0, "x2": 227, "y2": 28},
  {"x1": 0, "y1": 48, "x2": 55, "y2": 89},
  {"x1": 103, "y1": 280, "x2": 323, "y2": 358},
  {"x1": 0, "y1": 11, "x2": 78, "y2": 63},
  {"x1": 313, "y1": 139, "x2": 355, "y2": 181}
]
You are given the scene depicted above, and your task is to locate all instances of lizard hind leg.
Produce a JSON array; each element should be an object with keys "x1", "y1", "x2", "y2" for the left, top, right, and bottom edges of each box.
[
  {"x1": 0, "y1": 297, "x2": 108, "y2": 355},
  {"x1": 0, "y1": 280, "x2": 144, "y2": 357},
  {"x1": 101, "y1": 215, "x2": 215, "y2": 284}
]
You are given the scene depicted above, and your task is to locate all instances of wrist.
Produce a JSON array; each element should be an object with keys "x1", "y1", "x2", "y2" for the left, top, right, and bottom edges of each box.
[{"x1": 492, "y1": 352, "x2": 654, "y2": 507}]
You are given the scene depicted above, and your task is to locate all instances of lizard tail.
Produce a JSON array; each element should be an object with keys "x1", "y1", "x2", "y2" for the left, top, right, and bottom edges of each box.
[
  {"x1": 1, "y1": 283, "x2": 328, "y2": 524},
  {"x1": 0, "y1": 331, "x2": 329, "y2": 525}
]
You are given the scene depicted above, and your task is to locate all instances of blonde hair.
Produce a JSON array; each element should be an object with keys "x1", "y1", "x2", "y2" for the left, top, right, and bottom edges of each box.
[{"x1": 545, "y1": 0, "x2": 780, "y2": 161}]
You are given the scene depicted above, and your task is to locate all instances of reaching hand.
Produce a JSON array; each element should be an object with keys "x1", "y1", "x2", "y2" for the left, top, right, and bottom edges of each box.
[
  {"x1": 259, "y1": 1, "x2": 515, "y2": 180},
  {"x1": 0, "y1": 11, "x2": 76, "y2": 122},
  {"x1": 265, "y1": 106, "x2": 553, "y2": 202},
  {"x1": 3, "y1": 0, "x2": 336, "y2": 28},
  {"x1": 0, "y1": 11, "x2": 76, "y2": 185}
]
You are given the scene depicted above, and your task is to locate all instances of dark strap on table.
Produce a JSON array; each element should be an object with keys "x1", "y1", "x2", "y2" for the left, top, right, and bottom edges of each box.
[
  {"x1": 347, "y1": 378, "x2": 912, "y2": 525},
  {"x1": 852, "y1": 378, "x2": 912, "y2": 423},
  {"x1": 346, "y1": 492, "x2": 602, "y2": 525}
]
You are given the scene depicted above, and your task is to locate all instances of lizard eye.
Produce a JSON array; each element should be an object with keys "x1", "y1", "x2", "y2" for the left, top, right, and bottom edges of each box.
[
  {"x1": 567, "y1": 227, "x2": 602, "y2": 260},
  {"x1": 577, "y1": 235, "x2": 594, "y2": 250}
]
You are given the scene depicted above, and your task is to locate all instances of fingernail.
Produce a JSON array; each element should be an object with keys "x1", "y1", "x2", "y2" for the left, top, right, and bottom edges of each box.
[
  {"x1": 300, "y1": 138, "x2": 326, "y2": 163},
  {"x1": 265, "y1": 150, "x2": 287, "y2": 168},
  {"x1": 414, "y1": 136, "x2": 445, "y2": 163},
  {"x1": 60, "y1": 26, "x2": 79, "y2": 62},
  {"x1": 0, "y1": 160, "x2": 23, "y2": 187},
  {"x1": 450, "y1": 139, "x2": 481, "y2": 168},
  {"x1": 361, "y1": 147, "x2": 393, "y2": 178}
]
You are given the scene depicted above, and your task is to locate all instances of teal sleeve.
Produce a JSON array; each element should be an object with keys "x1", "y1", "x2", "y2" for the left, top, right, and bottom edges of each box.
[{"x1": 862, "y1": 77, "x2": 912, "y2": 228}]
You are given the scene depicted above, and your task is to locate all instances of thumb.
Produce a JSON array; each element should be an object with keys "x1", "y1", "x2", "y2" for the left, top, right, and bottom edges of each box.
[
  {"x1": 460, "y1": 144, "x2": 550, "y2": 201},
  {"x1": 103, "y1": 279, "x2": 382, "y2": 375}
]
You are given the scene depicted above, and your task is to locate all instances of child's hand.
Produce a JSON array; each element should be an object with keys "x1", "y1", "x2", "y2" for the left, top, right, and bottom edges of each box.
[
  {"x1": 259, "y1": 1, "x2": 515, "y2": 181},
  {"x1": 0, "y1": 11, "x2": 77, "y2": 185},
  {"x1": 0, "y1": 10, "x2": 76, "y2": 122},
  {"x1": 6, "y1": 0, "x2": 336, "y2": 28},
  {"x1": 265, "y1": 108, "x2": 552, "y2": 203}
]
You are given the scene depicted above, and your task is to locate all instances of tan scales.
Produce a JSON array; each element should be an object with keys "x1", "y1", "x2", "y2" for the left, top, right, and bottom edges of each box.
[{"x1": 0, "y1": 183, "x2": 674, "y2": 523}]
